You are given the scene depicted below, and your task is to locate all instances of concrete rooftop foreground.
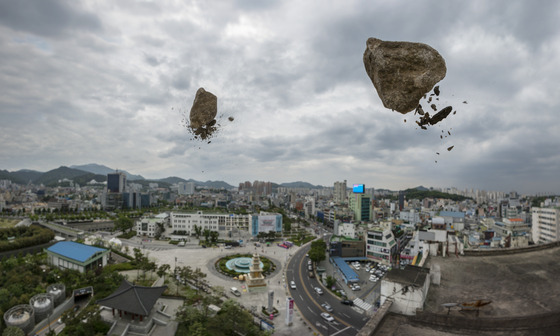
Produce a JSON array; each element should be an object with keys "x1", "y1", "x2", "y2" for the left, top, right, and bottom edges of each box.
[
  {"x1": 375, "y1": 246, "x2": 560, "y2": 336},
  {"x1": 425, "y1": 246, "x2": 560, "y2": 317}
]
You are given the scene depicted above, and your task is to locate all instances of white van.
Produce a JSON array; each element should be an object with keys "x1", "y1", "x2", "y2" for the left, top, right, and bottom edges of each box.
[{"x1": 230, "y1": 287, "x2": 241, "y2": 296}]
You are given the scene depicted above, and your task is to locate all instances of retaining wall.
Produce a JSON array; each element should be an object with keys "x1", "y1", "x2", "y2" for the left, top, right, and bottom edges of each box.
[
  {"x1": 464, "y1": 241, "x2": 560, "y2": 256},
  {"x1": 411, "y1": 310, "x2": 560, "y2": 332}
]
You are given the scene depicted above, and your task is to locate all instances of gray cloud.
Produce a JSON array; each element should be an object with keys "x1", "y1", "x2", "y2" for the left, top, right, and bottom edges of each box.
[
  {"x1": 0, "y1": 0, "x2": 102, "y2": 37},
  {"x1": 0, "y1": 0, "x2": 559, "y2": 194}
]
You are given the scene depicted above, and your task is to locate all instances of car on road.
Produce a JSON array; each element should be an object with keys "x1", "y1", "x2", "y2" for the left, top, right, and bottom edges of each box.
[
  {"x1": 320, "y1": 312, "x2": 334, "y2": 322},
  {"x1": 341, "y1": 299, "x2": 354, "y2": 306},
  {"x1": 314, "y1": 287, "x2": 323, "y2": 295},
  {"x1": 321, "y1": 303, "x2": 333, "y2": 312},
  {"x1": 290, "y1": 281, "x2": 296, "y2": 289}
]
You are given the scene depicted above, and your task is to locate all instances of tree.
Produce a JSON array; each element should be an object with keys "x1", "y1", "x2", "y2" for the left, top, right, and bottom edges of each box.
[
  {"x1": 157, "y1": 264, "x2": 171, "y2": 281},
  {"x1": 192, "y1": 267, "x2": 207, "y2": 293},
  {"x1": 209, "y1": 231, "x2": 219, "y2": 244},
  {"x1": 203, "y1": 229, "x2": 211, "y2": 243},
  {"x1": 114, "y1": 215, "x2": 133, "y2": 233},
  {"x1": 309, "y1": 239, "x2": 327, "y2": 264},
  {"x1": 2, "y1": 327, "x2": 25, "y2": 336},
  {"x1": 193, "y1": 224, "x2": 202, "y2": 239},
  {"x1": 326, "y1": 275, "x2": 336, "y2": 289}
]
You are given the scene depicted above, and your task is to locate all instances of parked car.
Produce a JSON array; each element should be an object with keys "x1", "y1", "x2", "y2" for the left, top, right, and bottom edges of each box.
[
  {"x1": 321, "y1": 303, "x2": 333, "y2": 312},
  {"x1": 230, "y1": 287, "x2": 241, "y2": 296},
  {"x1": 320, "y1": 312, "x2": 334, "y2": 322},
  {"x1": 314, "y1": 287, "x2": 323, "y2": 295}
]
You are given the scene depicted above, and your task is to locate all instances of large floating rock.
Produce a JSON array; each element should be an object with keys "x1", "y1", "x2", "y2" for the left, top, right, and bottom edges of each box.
[
  {"x1": 189, "y1": 88, "x2": 217, "y2": 128},
  {"x1": 363, "y1": 38, "x2": 447, "y2": 114}
]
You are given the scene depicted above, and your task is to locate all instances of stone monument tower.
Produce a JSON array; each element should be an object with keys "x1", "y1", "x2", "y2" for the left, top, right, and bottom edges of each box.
[{"x1": 246, "y1": 253, "x2": 266, "y2": 292}]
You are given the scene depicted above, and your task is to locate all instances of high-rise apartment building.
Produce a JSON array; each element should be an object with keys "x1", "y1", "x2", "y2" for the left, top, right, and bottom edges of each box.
[
  {"x1": 333, "y1": 180, "x2": 347, "y2": 204},
  {"x1": 107, "y1": 172, "x2": 126, "y2": 193},
  {"x1": 532, "y1": 207, "x2": 560, "y2": 244}
]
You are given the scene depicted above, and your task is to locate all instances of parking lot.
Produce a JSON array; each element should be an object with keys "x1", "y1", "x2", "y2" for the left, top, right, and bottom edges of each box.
[{"x1": 331, "y1": 259, "x2": 392, "y2": 308}]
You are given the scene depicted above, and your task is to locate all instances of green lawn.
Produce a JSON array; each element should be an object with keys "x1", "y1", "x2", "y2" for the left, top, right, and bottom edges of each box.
[{"x1": 0, "y1": 218, "x2": 19, "y2": 228}]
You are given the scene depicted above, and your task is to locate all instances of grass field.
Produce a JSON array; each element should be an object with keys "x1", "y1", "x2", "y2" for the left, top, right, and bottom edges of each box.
[{"x1": 0, "y1": 218, "x2": 20, "y2": 228}]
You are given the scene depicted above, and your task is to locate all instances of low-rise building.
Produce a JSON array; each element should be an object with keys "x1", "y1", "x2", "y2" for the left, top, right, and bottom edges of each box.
[
  {"x1": 137, "y1": 213, "x2": 168, "y2": 238},
  {"x1": 46, "y1": 241, "x2": 109, "y2": 273},
  {"x1": 329, "y1": 237, "x2": 365, "y2": 258},
  {"x1": 380, "y1": 265, "x2": 431, "y2": 315},
  {"x1": 336, "y1": 222, "x2": 357, "y2": 239},
  {"x1": 532, "y1": 207, "x2": 560, "y2": 244},
  {"x1": 170, "y1": 211, "x2": 252, "y2": 238}
]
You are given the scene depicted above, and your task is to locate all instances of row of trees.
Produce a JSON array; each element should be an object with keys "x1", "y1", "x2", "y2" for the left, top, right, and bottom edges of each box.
[
  {"x1": 308, "y1": 239, "x2": 327, "y2": 264},
  {"x1": 192, "y1": 225, "x2": 219, "y2": 245},
  {"x1": 0, "y1": 225, "x2": 54, "y2": 252}
]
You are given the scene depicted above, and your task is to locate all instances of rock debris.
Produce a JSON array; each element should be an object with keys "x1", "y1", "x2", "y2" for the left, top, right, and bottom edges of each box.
[{"x1": 363, "y1": 38, "x2": 447, "y2": 114}]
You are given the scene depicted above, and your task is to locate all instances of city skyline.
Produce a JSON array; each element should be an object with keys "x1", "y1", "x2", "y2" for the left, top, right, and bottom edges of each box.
[{"x1": 1, "y1": 1, "x2": 559, "y2": 195}]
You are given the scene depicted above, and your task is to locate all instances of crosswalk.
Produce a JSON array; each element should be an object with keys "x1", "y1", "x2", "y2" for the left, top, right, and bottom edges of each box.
[{"x1": 353, "y1": 298, "x2": 372, "y2": 311}]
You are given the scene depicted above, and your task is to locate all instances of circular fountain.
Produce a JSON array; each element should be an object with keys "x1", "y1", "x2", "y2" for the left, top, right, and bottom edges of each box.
[{"x1": 225, "y1": 257, "x2": 264, "y2": 273}]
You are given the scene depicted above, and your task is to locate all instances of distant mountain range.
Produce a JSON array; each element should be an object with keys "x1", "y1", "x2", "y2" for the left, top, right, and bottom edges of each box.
[
  {"x1": 70, "y1": 163, "x2": 144, "y2": 181},
  {"x1": 0, "y1": 164, "x2": 326, "y2": 190}
]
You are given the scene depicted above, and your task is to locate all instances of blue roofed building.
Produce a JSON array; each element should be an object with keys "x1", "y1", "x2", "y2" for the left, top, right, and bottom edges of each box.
[{"x1": 46, "y1": 241, "x2": 109, "y2": 273}]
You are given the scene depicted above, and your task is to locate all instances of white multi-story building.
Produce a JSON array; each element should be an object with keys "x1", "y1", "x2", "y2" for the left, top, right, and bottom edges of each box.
[
  {"x1": 178, "y1": 182, "x2": 196, "y2": 195},
  {"x1": 333, "y1": 180, "x2": 347, "y2": 204},
  {"x1": 170, "y1": 211, "x2": 251, "y2": 238},
  {"x1": 136, "y1": 213, "x2": 169, "y2": 238},
  {"x1": 532, "y1": 207, "x2": 560, "y2": 244},
  {"x1": 337, "y1": 222, "x2": 357, "y2": 239},
  {"x1": 366, "y1": 227, "x2": 397, "y2": 265},
  {"x1": 304, "y1": 197, "x2": 315, "y2": 218},
  {"x1": 399, "y1": 209, "x2": 420, "y2": 225}
]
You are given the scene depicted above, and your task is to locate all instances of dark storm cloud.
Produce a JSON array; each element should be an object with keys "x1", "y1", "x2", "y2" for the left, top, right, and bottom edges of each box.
[{"x1": 0, "y1": 0, "x2": 102, "y2": 37}]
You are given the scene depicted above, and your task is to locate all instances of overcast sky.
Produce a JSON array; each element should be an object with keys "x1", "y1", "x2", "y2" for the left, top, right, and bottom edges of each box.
[{"x1": 1, "y1": 0, "x2": 559, "y2": 194}]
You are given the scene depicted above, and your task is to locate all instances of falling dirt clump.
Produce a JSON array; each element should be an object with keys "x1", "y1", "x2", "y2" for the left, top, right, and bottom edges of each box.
[
  {"x1": 363, "y1": 38, "x2": 447, "y2": 114},
  {"x1": 186, "y1": 88, "x2": 218, "y2": 141}
]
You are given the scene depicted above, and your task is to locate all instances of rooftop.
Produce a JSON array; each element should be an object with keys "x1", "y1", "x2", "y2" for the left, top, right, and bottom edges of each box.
[
  {"x1": 97, "y1": 280, "x2": 167, "y2": 316},
  {"x1": 439, "y1": 211, "x2": 465, "y2": 218},
  {"x1": 384, "y1": 265, "x2": 429, "y2": 287},
  {"x1": 46, "y1": 241, "x2": 107, "y2": 262}
]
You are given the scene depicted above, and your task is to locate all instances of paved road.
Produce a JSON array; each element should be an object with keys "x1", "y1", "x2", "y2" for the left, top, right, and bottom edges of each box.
[{"x1": 286, "y1": 244, "x2": 369, "y2": 336}]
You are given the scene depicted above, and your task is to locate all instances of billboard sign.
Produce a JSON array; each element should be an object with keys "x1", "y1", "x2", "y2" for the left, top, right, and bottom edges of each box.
[
  {"x1": 258, "y1": 215, "x2": 276, "y2": 233},
  {"x1": 285, "y1": 297, "x2": 294, "y2": 325},
  {"x1": 353, "y1": 184, "x2": 365, "y2": 193}
]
